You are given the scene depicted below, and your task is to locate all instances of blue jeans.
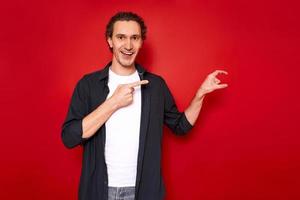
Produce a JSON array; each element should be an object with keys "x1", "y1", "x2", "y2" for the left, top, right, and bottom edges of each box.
[{"x1": 108, "y1": 186, "x2": 135, "y2": 200}]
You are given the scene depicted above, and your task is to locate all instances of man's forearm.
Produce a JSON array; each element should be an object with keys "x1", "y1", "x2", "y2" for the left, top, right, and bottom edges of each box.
[
  {"x1": 184, "y1": 92, "x2": 205, "y2": 126},
  {"x1": 82, "y1": 80, "x2": 148, "y2": 139},
  {"x1": 82, "y1": 97, "x2": 119, "y2": 139},
  {"x1": 184, "y1": 69, "x2": 228, "y2": 126}
]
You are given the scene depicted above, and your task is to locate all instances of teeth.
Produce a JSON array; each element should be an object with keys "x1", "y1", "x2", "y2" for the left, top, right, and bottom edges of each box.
[{"x1": 122, "y1": 51, "x2": 134, "y2": 55}]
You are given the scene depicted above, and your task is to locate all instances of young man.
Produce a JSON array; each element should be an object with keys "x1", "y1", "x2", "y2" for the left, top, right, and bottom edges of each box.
[{"x1": 61, "y1": 12, "x2": 228, "y2": 200}]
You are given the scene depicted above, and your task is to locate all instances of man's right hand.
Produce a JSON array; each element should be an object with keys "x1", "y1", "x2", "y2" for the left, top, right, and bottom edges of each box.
[{"x1": 110, "y1": 80, "x2": 149, "y2": 109}]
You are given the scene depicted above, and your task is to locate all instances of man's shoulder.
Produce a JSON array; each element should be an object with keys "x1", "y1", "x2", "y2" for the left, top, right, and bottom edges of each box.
[
  {"x1": 78, "y1": 68, "x2": 106, "y2": 84},
  {"x1": 82, "y1": 69, "x2": 103, "y2": 80}
]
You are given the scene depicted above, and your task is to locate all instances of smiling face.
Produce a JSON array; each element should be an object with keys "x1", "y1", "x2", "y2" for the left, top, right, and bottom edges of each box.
[{"x1": 107, "y1": 20, "x2": 143, "y2": 69}]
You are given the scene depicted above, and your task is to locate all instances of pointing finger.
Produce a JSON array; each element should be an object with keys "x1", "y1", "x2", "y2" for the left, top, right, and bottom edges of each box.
[{"x1": 128, "y1": 80, "x2": 149, "y2": 88}]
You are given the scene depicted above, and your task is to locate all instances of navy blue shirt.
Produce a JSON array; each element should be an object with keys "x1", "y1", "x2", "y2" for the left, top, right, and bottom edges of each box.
[{"x1": 61, "y1": 62, "x2": 193, "y2": 200}]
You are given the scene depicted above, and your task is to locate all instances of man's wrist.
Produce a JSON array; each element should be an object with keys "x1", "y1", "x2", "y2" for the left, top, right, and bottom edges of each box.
[
  {"x1": 106, "y1": 96, "x2": 120, "y2": 111},
  {"x1": 195, "y1": 88, "x2": 206, "y2": 100}
]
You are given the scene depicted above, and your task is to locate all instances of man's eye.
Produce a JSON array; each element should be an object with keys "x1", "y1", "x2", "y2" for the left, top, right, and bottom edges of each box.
[{"x1": 118, "y1": 36, "x2": 124, "y2": 40}]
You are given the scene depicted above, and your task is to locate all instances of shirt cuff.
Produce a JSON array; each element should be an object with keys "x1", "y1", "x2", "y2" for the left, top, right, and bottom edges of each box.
[{"x1": 181, "y1": 112, "x2": 194, "y2": 132}]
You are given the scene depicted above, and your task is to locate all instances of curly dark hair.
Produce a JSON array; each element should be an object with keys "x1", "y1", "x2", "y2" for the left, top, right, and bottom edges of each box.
[{"x1": 105, "y1": 11, "x2": 147, "y2": 40}]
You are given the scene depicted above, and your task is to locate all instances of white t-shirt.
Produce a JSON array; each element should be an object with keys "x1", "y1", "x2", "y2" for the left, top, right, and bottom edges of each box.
[{"x1": 104, "y1": 67, "x2": 141, "y2": 187}]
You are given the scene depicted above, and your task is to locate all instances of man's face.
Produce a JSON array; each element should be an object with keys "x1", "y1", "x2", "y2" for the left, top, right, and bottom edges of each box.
[{"x1": 107, "y1": 20, "x2": 143, "y2": 68}]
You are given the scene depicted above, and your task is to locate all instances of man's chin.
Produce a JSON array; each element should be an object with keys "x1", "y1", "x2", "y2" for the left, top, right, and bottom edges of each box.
[{"x1": 119, "y1": 60, "x2": 135, "y2": 68}]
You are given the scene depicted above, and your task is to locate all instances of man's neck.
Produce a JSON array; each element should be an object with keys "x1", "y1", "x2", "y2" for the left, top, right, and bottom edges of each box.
[{"x1": 110, "y1": 60, "x2": 136, "y2": 76}]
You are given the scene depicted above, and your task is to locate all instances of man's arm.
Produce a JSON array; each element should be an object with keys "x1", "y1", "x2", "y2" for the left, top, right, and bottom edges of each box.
[
  {"x1": 81, "y1": 80, "x2": 148, "y2": 139},
  {"x1": 184, "y1": 70, "x2": 228, "y2": 125},
  {"x1": 81, "y1": 97, "x2": 118, "y2": 139},
  {"x1": 62, "y1": 92, "x2": 118, "y2": 148},
  {"x1": 62, "y1": 78, "x2": 148, "y2": 148}
]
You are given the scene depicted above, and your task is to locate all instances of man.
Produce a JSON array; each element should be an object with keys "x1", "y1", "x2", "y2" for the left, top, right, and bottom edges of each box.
[{"x1": 61, "y1": 11, "x2": 228, "y2": 200}]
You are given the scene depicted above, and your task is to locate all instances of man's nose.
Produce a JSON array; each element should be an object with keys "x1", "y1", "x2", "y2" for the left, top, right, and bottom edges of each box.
[{"x1": 125, "y1": 38, "x2": 133, "y2": 50}]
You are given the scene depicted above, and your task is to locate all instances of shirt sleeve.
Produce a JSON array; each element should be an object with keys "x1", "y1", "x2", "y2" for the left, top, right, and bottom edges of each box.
[
  {"x1": 61, "y1": 76, "x2": 90, "y2": 149},
  {"x1": 162, "y1": 78, "x2": 193, "y2": 135}
]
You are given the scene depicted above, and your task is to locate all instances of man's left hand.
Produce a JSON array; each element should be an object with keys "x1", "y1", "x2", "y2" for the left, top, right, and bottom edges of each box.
[{"x1": 196, "y1": 70, "x2": 228, "y2": 99}]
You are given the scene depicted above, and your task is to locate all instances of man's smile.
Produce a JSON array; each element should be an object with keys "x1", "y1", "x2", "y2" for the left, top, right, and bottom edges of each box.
[{"x1": 120, "y1": 51, "x2": 134, "y2": 56}]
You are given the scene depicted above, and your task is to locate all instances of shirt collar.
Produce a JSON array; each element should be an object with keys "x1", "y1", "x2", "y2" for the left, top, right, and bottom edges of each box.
[{"x1": 98, "y1": 61, "x2": 146, "y2": 81}]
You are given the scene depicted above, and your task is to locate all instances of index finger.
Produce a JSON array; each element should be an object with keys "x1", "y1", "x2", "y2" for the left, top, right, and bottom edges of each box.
[
  {"x1": 211, "y1": 70, "x2": 228, "y2": 77},
  {"x1": 128, "y1": 80, "x2": 149, "y2": 88}
]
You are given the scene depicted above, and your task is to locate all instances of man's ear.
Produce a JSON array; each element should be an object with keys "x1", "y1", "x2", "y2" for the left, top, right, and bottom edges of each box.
[{"x1": 107, "y1": 37, "x2": 113, "y2": 48}]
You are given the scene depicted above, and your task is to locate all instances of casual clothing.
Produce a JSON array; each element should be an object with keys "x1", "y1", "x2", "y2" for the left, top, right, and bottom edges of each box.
[
  {"x1": 61, "y1": 62, "x2": 193, "y2": 200},
  {"x1": 108, "y1": 186, "x2": 135, "y2": 200},
  {"x1": 105, "y1": 67, "x2": 141, "y2": 187}
]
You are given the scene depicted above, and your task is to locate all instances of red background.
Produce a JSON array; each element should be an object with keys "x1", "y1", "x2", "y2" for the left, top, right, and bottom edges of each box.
[{"x1": 1, "y1": 0, "x2": 299, "y2": 199}]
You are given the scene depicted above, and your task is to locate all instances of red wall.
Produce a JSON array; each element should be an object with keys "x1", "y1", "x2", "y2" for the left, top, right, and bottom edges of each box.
[{"x1": 1, "y1": 0, "x2": 299, "y2": 199}]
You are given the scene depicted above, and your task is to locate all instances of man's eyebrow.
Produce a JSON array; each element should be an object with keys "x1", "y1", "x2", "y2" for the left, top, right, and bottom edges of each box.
[
  {"x1": 131, "y1": 34, "x2": 141, "y2": 37},
  {"x1": 115, "y1": 33, "x2": 126, "y2": 37},
  {"x1": 115, "y1": 34, "x2": 141, "y2": 37}
]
